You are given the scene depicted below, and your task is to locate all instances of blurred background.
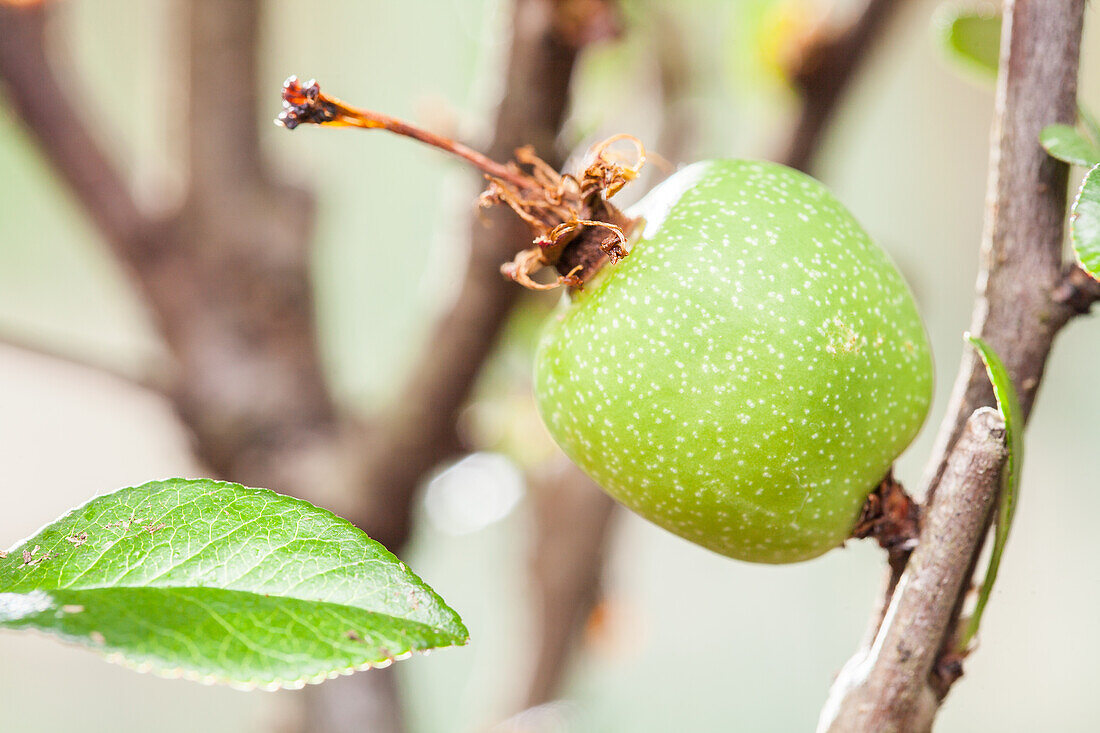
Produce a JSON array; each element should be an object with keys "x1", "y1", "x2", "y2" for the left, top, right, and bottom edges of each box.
[{"x1": 1, "y1": 0, "x2": 1098, "y2": 731}]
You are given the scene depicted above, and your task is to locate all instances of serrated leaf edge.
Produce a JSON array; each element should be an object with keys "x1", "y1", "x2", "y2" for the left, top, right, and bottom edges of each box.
[
  {"x1": 1069, "y1": 163, "x2": 1100, "y2": 281},
  {"x1": 10, "y1": 624, "x2": 440, "y2": 691}
]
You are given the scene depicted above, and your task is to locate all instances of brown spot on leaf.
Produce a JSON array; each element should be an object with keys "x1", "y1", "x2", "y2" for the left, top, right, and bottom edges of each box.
[
  {"x1": 105, "y1": 516, "x2": 148, "y2": 532},
  {"x1": 66, "y1": 532, "x2": 89, "y2": 546},
  {"x1": 18, "y1": 546, "x2": 52, "y2": 569}
]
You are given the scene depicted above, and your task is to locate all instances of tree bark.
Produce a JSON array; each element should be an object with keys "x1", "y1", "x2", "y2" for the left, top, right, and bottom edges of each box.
[
  {"x1": 818, "y1": 408, "x2": 1006, "y2": 733},
  {"x1": 821, "y1": 1, "x2": 1094, "y2": 729}
]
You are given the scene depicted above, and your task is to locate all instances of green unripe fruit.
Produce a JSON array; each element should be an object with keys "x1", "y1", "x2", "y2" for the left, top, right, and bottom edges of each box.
[{"x1": 534, "y1": 160, "x2": 933, "y2": 563}]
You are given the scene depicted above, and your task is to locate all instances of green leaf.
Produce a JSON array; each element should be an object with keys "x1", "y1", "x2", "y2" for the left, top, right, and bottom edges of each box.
[
  {"x1": 1070, "y1": 164, "x2": 1100, "y2": 280},
  {"x1": 959, "y1": 335, "x2": 1022, "y2": 651},
  {"x1": 935, "y1": 5, "x2": 1001, "y2": 79},
  {"x1": 0, "y1": 479, "x2": 467, "y2": 689},
  {"x1": 1039, "y1": 124, "x2": 1100, "y2": 168}
]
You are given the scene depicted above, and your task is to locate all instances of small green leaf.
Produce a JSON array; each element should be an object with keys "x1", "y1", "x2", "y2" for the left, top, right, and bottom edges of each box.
[
  {"x1": 0, "y1": 479, "x2": 467, "y2": 689},
  {"x1": 959, "y1": 335, "x2": 1022, "y2": 651},
  {"x1": 935, "y1": 5, "x2": 1001, "y2": 79},
  {"x1": 1039, "y1": 124, "x2": 1100, "y2": 168},
  {"x1": 1070, "y1": 164, "x2": 1100, "y2": 280},
  {"x1": 1078, "y1": 104, "x2": 1100, "y2": 148}
]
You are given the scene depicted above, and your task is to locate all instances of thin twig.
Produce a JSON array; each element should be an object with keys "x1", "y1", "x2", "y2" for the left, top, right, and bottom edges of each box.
[
  {"x1": 278, "y1": 76, "x2": 530, "y2": 189},
  {"x1": 822, "y1": 1, "x2": 1089, "y2": 728},
  {"x1": 818, "y1": 408, "x2": 1007, "y2": 733}
]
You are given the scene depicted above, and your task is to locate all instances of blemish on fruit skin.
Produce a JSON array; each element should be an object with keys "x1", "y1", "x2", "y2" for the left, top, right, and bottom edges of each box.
[{"x1": 534, "y1": 160, "x2": 933, "y2": 564}]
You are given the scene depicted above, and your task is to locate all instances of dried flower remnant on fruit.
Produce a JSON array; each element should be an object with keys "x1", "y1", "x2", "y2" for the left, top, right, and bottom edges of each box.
[{"x1": 277, "y1": 77, "x2": 646, "y2": 290}]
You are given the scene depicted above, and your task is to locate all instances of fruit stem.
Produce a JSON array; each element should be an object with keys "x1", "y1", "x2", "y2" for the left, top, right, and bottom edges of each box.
[{"x1": 277, "y1": 76, "x2": 530, "y2": 190}]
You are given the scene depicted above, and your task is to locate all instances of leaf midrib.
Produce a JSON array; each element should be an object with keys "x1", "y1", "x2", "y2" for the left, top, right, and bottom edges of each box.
[{"x1": 0, "y1": 584, "x2": 467, "y2": 640}]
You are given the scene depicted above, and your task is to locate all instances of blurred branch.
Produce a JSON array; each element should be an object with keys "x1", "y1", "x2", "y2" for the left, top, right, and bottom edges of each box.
[
  {"x1": 0, "y1": 331, "x2": 171, "y2": 393},
  {"x1": 819, "y1": 408, "x2": 1007, "y2": 733},
  {"x1": 822, "y1": 1, "x2": 1089, "y2": 729},
  {"x1": 185, "y1": 0, "x2": 264, "y2": 187},
  {"x1": 0, "y1": 3, "x2": 164, "y2": 271},
  {"x1": 2, "y1": 0, "x2": 621, "y2": 728},
  {"x1": 651, "y1": 5, "x2": 694, "y2": 172},
  {"x1": 778, "y1": 0, "x2": 903, "y2": 172},
  {"x1": 351, "y1": 0, "x2": 619, "y2": 551},
  {"x1": 524, "y1": 457, "x2": 618, "y2": 709},
  {"x1": 0, "y1": 2, "x2": 394, "y2": 731}
]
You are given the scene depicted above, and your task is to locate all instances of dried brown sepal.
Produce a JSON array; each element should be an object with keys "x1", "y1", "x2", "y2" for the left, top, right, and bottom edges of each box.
[
  {"x1": 491, "y1": 135, "x2": 644, "y2": 289},
  {"x1": 851, "y1": 470, "x2": 921, "y2": 567},
  {"x1": 277, "y1": 77, "x2": 644, "y2": 291},
  {"x1": 502, "y1": 250, "x2": 582, "y2": 291},
  {"x1": 580, "y1": 133, "x2": 646, "y2": 199}
]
